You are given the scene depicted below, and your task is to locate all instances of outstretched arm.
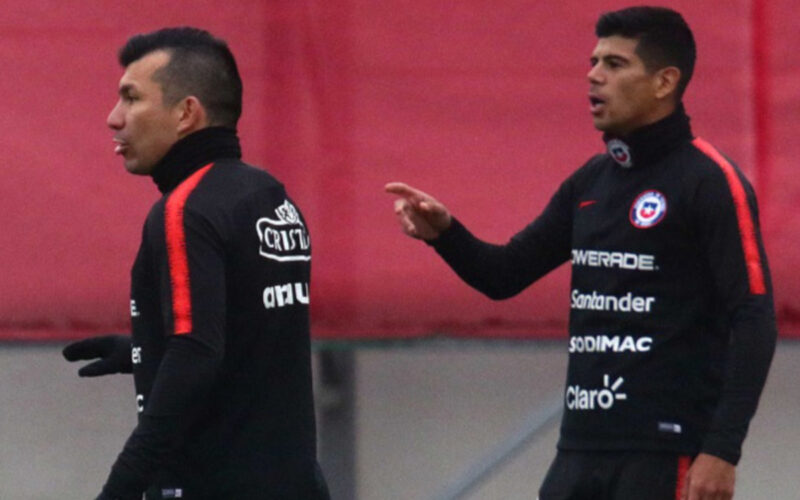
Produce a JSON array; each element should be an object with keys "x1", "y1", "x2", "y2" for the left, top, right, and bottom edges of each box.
[{"x1": 384, "y1": 180, "x2": 573, "y2": 299}]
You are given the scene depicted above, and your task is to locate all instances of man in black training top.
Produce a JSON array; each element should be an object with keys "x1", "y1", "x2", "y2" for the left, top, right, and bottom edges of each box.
[
  {"x1": 386, "y1": 7, "x2": 776, "y2": 500},
  {"x1": 63, "y1": 27, "x2": 329, "y2": 500}
]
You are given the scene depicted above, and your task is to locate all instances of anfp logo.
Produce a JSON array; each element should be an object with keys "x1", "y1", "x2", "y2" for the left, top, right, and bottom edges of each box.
[
  {"x1": 630, "y1": 190, "x2": 667, "y2": 229},
  {"x1": 607, "y1": 139, "x2": 632, "y2": 168}
]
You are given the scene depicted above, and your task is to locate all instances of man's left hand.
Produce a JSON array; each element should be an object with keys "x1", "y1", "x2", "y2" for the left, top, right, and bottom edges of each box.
[{"x1": 681, "y1": 453, "x2": 736, "y2": 500}]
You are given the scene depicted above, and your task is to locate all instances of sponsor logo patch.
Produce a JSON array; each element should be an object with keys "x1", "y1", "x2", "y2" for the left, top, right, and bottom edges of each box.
[
  {"x1": 257, "y1": 200, "x2": 311, "y2": 262},
  {"x1": 571, "y1": 289, "x2": 656, "y2": 313},
  {"x1": 630, "y1": 190, "x2": 667, "y2": 229},
  {"x1": 566, "y1": 374, "x2": 627, "y2": 410},
  {"x1": 569, "y1": 335, "x2": 653, "y2": 353},
  {"x1": 571, "y1": 249, "x2": 656, "y2": 271},
  {"x1": 263, "y1": 282, "x2": 310, "y2": 309},
  {"x1": 131, "y1": 346, "x2": 142, "y2": 364}
]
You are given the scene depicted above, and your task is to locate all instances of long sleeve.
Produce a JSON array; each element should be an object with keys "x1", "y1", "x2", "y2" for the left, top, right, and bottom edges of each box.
[
  {"x1": 690, "y1": 150, "x2": 777, "y2": 465},
  {"x1": 429, "y1": 178, "x2": 574, "y2": 299},
  {"x1": 102, "y1": 204, "x2": 226, "y2": 497}
]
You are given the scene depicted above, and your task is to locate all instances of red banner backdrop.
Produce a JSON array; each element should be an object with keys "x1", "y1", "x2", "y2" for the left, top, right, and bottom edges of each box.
[{"x1": 1, "y1": 0, "x2": 797, "y2": 340}]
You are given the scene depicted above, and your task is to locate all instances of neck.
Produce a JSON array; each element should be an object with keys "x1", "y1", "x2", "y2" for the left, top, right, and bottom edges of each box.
[
  {"x1": 617, "y1": 102, "x2": 677, "y2": 137},
  {"x1": 603, "y1": 103, "x2": 692, "y2": 168},
  {"x1": 151, "y1": 126, "x2": 241, "y2": 193}
]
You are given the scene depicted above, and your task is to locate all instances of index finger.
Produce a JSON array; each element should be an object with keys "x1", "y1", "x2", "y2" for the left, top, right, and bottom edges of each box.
[
  {"x1": 384, "y1": 182, "x2": 428, "y2": 200},
  {"x1": 62, "y1": 337, "x2": 105, "y2": 361}
]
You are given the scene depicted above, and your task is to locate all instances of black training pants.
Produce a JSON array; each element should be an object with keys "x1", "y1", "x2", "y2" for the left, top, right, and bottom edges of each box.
[{"x1": 539, "y1": 450, "x2": 691, "y2": 500}]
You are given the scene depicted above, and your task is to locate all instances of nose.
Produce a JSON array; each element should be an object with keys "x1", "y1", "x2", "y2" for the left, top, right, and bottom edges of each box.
[
  {"x1": 587, "y1": 63, "x2": 603, "y2": 85},
  {"x1": 107, "y1": 100, "x2": 124, "y2": 130}
]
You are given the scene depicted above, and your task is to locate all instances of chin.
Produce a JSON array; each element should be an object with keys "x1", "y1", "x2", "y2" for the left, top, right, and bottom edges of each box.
[
  {"x1": 592, "y1": 120, "x2": 612, "y2": 133},
  {"x1": 123, "y1": 162, "x2": 139, "y2": 174},
  {"x1": 124, "y1": 161, "x2": 151, "y2": 176},
  {"x1": 593, "y1": 120, "x2": 625, "y2": 136}
]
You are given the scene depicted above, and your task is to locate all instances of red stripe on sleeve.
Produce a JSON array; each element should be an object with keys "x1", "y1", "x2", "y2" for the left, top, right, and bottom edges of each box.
[
  {"x1": 165, "y1": 163, "x2": 214, "y2": 334},
  {"x1": 692, "y1": 138, "x2": 767, "y2": 295},
  {"x1": 675, "y1": 455, "x2": 691, "y2": 500}
]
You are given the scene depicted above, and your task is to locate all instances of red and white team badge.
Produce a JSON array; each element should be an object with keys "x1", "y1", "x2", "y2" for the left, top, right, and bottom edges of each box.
[
  {"x1": 607, "y1": 139, "x2": 633, "y2": 168},
  {"x1": 630, "y1": 190, "x2": 667, "y2": 229}
]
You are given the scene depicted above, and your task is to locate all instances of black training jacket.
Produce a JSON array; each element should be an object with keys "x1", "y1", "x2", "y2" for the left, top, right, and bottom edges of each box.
[
  {"x1": 101, "y1": 127, "x2": 327, "y2": 499},
  {"x1": 431, "y1": 107, "x2": 777, "y2": 465}
]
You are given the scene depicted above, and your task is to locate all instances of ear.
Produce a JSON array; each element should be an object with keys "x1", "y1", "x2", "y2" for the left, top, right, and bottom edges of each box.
[
  {"x1": 654, "y1": 66, "x2": 681, "y2": 100},
  {"x1": 175, "y1": 96, "x2": 209, "y2": 136}
]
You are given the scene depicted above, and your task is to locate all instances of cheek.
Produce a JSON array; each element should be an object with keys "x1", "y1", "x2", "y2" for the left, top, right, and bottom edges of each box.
[
  {"x1": 613, "y1": 81, "x2": 646, "y2": 115},
  {"x1": 125, "y1": 111, "x2": 147, "y2": 138},
  {"x1": 629, "y1": 76, "x2": 654, "y2": 99},
  {"x1": 131, "y1": 111, "x2": 169, "y2": 143}
]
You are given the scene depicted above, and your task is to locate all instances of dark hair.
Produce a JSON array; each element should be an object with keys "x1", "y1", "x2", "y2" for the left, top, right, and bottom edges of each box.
[
  {"x1": 596, "y1": 6, "x2": 696, "y2": 99},
  {"x1": 119, "y1": 27, "x2": 243, "y2": 127}
]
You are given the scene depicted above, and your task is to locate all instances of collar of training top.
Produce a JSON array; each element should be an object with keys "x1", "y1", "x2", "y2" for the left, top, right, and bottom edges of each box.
[
  {"x1": 151, "y1": 126, "x2": 242, "y2": 193},
  {"x1": 602, "y1": 104, "x2": 693, "y2": 169}
]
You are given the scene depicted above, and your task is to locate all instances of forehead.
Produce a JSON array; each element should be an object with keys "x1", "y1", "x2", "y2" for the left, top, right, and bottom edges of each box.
[
  {"x1": 118, "y1": 50, "x2": 171, "y2": 89},
  {"x1": 592, "y1": 35, "x2": 641, "y2": 61}
]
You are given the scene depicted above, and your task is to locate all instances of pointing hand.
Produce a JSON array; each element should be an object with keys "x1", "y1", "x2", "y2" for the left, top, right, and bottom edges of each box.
[{"x1": 385, "y1": 182, "x2": 452, "y2": 240}]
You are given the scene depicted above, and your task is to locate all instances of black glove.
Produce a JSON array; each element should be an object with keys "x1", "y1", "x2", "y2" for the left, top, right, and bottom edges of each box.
[{"x1": 63, "y1": 334, "x2": 133, "y2": 377}]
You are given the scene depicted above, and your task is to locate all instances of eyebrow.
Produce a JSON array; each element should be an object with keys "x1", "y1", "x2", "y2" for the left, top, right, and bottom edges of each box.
[{"x1": 591, "y1": 54, "x2": 631, "y2": 65}]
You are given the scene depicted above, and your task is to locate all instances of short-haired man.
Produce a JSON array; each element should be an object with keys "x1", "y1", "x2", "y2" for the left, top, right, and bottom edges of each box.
[
  {"x1": 386, "y1": 7, "x2": 776, "y2": 500},
  {"x1": 63, "y1": 27, "x2": 329, "y2": 499}
]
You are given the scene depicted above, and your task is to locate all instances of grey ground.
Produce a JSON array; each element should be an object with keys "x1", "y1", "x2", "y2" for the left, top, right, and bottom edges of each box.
[{"x1": 1, "y1": 341, "x2": 797, "y2": 499}]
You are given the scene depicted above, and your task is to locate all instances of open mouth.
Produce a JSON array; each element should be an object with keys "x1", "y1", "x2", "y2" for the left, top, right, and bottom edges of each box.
[
  {"x1": 113, "y1": 139, "x2": 128, "y2": 155},
  {"x1": 589, "y1": 95, "x2": 606, "y2": 113}
]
